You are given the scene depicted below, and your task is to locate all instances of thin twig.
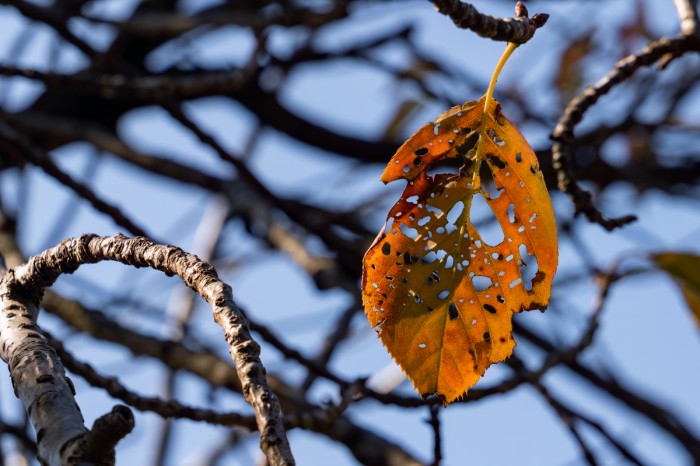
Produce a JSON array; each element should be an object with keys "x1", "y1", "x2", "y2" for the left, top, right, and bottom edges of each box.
[
  {"x1": 551, "y1": 35, "x2": 700, "y2": 230},
  {"x1": 427, "y1": 405, "x2": 442, "y2": 466},
  {"x1": 513, "y1": 321, "x2": 700, "y2": 458},
  {"x1": 531, "y1": 379, "x2": 599, "y2": 466},
  {"x1": 428, "y1": 0, "x2": 548, "y2": 44},
  {"x1": 49, "y1": 334, "x2": 259, "y2": 430},
  {"x1": 0, "y1": 122, "x2": 151, "y2": 238},
  {"x1": 0, "y1": 0, "x2": 98, "y2": 59}
]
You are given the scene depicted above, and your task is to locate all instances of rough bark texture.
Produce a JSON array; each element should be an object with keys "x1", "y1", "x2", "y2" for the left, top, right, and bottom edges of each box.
[
  {"x1": 1, "y1": 234, "x2": 293, "y2": 465},
  {"x1": 429, "y1": 0, "x2": 548, "y2": 44},
  {"x1": 0, "y1": 288, "x2": 86, "y2": 465}
]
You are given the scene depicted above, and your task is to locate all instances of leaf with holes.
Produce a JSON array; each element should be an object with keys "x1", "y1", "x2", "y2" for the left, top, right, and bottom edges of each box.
[
  {"x1": 362, "y1": 59, "x2": 558, "y2": 403},
  {"x1": 652, "y1": 252, "x2": 700, "y2": 328}
]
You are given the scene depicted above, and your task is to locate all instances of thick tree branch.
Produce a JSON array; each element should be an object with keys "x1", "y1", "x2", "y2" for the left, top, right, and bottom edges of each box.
[
  {"x1": 0, "y1": 0, "x2": 98, "y2": 59},
  {"x1": 0, "y1": 269, "x2": 133, "y2": 465},
  {"x1": 0, "y1": 65, "x2": 254, "y2": 102},
  {"x1": 3, "y1": 234, "x2": 294, "y2": 465}
]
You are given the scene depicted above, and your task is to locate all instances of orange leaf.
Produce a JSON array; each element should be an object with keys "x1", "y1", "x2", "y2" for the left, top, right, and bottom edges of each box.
[{"x1": 362, "y1": 95, "x2": 558, "y2": 404}]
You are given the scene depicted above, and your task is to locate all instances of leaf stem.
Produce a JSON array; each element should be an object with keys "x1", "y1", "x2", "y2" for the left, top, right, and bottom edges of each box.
[{"x1": 483, "y1": 42, "x2": 518, "y2": 117}]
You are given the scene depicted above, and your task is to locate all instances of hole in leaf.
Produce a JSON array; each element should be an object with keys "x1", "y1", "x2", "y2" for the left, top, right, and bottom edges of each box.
[
  {"x1": 406, "y1": 195, "x2": 419, "y2": 204},
  {"x1": 472, "y1": 194, "x2": 505, "y2": 246},
  {"x1": 425, "y1": 204, "x2": 444, "y2": 215},
  {"x1": 479, "y1": 163, "x2": 503, "y2": 200},
  {"x1": 426, "y1": 157, "x2": 460, "y2": 177},
  {"x1": 384, "y1": 217, "x2": 394, "y2": 233},
  {"x1": 400, "y1": 224, "x2": 419, "y2": 239},
  {"x1": 437, "y1": 290, "x2": 450, "y2": 300},
  {"x1": 418, "y1": 216, "x2": 431, "y2": 226},
  {"x1": 448, "y1": 303, "x2": 459, "y2": 320},
  {"x1": 472, "y1": 275, "x2": 492, "y2": 291},
  {"x1": 447, "y1": 201, "x2": 464, "y2": 225},
  {"x1": 422, "y1": 251, "x2": 438, "y2": 264},
  {"x1": 487, "y1": 129, "x2": 505, "y2": 146},
  {"x1": 445, "y1": 255, "x2": 455, "y2": 269},
  {"x1": 507, "y1": 204, "x2": 515, "y2": 223},
  {"x1": 518, "y1": 244, "x2": 538, "y2": 291}
]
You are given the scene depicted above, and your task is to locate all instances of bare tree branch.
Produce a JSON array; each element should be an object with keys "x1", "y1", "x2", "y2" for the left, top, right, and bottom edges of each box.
[
  {"x1": 428, "y1": 0, "x2": 549, "y2": 44},
  {"x1": 0, "y1": 263, "x2": 133, "y2": 465},
  {"x1": 0, "y1": 122, "x2": 152, "y2": 239},
  {"x1": 0, "y1": 64, "x2": 254, "y2": 102},
  {"x1": 673, "y1": 0, "x2": 699, "y2": 35},
  {"x1": 2, "y1": 234, "x2": 294, "y2": 465},
  {"x1": 551, "y1": 35, "x2": 700, "y2": 230}
]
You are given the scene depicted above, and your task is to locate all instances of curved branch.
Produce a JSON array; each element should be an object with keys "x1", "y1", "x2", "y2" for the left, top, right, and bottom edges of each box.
[
  {"x1": 3, "y1": 234, "x2": 294, "y2": 465},
  {"x1": 429, "y1": 0, "x2": 549, "y2": 44},
  {"x1": 551, "y1": 35, "x2": 700, "y2": 231}
]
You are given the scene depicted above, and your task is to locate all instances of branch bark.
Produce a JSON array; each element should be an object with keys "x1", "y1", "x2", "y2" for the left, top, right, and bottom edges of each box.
[
  {"x1": 0, "y1": 234, "x2": 294, "y2": 465},
  {"x1": 673, "y1": 0, "x2": 699, "y2": 35},
  {"x1": 428, "y1": 0, "x2": 548, "y2": 44},
  {"x1": 0, "y1": 269, "x2": 134, "y2": 465}
]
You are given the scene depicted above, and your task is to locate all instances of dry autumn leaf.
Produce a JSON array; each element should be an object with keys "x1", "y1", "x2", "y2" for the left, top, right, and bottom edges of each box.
[
  {"x1": 652, "y1": 252, "x2": 700, "y2": 328},
  {"x1": 362, "y1": 44, "x2": 558, "y2": 404}
]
